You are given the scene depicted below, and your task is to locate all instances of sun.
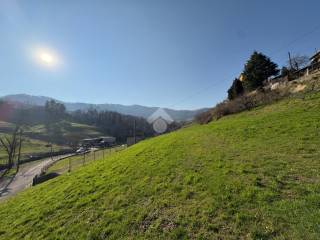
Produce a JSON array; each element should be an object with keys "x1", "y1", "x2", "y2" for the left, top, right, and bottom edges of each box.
[
  {"x1": 33, "y1": 48, "x2": 60, "y2": 68},
  {"x1": 39, "y1": 52, "x2": 54, "y2": 64}
]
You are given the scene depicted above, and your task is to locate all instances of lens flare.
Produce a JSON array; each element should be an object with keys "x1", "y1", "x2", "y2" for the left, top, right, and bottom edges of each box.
[
  {"x1": 39, "y1": 52, "x2": 54, "y2": 64},
  {"x1": 33, "y1": 47, "x2": 60, "y2": 68}
]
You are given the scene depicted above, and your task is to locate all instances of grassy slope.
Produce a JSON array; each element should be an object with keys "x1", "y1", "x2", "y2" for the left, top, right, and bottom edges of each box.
[
  {"x1": 26, "y1": 122, "x2": 102, "y2": 140},
  {"x1": 0, "y1": 93, "x2": 320, "y2": 239}
]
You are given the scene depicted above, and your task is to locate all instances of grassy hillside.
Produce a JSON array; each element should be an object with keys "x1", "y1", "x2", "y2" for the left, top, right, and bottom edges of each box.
[
  {"x1": 0, "y1": 120, "x2": 103, "y2": 143},
  {"x1": 23, "y1": 121, "x2": 103, "y2": 144},
  {"x1": 0, "y1": 92, "x2": 320, "y2": 239}
]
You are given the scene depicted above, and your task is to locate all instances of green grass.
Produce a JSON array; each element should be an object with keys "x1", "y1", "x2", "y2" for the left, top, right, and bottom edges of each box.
[
  {"x1": 26, "y1": 121, "x2": 102, "y2": 136},
  {"x1": 47, "y1": 146, "x2": 126, "y2": 175},
  {"x1": 1, "y1": 92, "x2": 320, "y2": 239},
  {"x1": 0, "y1": 121, "x2": 15, "y2": 130}
]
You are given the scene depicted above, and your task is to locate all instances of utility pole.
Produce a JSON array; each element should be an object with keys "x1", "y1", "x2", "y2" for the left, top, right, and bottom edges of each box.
[
  {"x1": 288, "y1": 52, "x2": 293, "y2": 70},
  {"x1": 50, "y1": 143, "x2": 53, "y2": 161},
  {"x1": 68, "y1": 157, "x2": 71, "y2": 172},
  {"x1": 16, "y1": 129, "x2": 23, "y2": 173}
]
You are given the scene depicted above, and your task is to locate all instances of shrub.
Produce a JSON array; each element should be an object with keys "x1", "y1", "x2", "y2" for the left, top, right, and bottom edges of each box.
[
  {"x1": 195, "y1": 110, "x2": 213, "y2": 124},
  {"x1": 196, "y1": 88, "x2": 291, "y2": 124}
]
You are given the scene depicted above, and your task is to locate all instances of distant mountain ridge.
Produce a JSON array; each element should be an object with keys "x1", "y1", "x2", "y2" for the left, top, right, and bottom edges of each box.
[{"x1": 1, "y1": 94, "x2": 208, "y2": 122}]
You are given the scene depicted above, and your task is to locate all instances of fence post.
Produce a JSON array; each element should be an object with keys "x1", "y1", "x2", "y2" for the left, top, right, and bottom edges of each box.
[
  {"x1": 83, "y1": 153, "x2": 85, "y2": 165},
  {"x1": 94, "y1": 151, "x2": 96, "y2": 161},
  {"x1": 68, "y1": 157, "x2": 71, "y2": 172},
  {"x1": 103, "y1": 148, "x2": 105, "y2": 159}
]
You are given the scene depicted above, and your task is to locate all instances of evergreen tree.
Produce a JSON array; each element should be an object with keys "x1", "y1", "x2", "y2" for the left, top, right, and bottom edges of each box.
[
  {"x1": 227, "y1": 78, "x2": 244, "y2": 100},
  {"x1": 242, "y1": 51, "x2": 279, "y2": 91},
  {"x1": 45, "y1": 100, "x2": 66, "y2": 121}
]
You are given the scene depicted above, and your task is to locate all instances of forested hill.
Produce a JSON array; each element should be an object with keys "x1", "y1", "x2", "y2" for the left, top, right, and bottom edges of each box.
[
  {"x1": 1, "y1": 94, "x2": 208, "y2": 122},
  {"x1": 0, "y1": 100, "x2": 156, "y2": 145}
]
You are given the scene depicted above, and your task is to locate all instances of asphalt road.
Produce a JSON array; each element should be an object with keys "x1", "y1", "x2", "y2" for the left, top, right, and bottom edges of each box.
[{"x1": 0, "y1": 154, "x2": 74, "y2": 201}]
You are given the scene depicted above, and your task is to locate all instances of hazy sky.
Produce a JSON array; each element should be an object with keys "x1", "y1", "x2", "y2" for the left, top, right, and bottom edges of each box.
[{"x1": 1, "y1": 0, "x2": 320, "y2": 109}]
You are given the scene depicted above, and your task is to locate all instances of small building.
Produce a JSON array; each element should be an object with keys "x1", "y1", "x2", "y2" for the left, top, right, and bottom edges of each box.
[
  {"x1": 310, "y1": 51, "x2": 320, "y2": 65},
  {"x1": 307, "y1": 51, "x2": 320, "y2": 74},
  {"x1": 81, "y1": 136, "x2": 116, "y2": 148}
]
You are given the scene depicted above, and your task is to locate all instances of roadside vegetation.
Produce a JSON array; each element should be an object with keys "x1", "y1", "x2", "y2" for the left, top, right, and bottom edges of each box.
[{"x1": 0, "y1": 91, "x2": 320, "y2": 239}]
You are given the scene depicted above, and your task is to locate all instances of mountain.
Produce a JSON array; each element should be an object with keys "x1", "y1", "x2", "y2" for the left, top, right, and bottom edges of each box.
[
  {"x1": 1, "y1": 91, "x2": 319, "y2": 239},
  {"x1": 1, "y1": 94, "x2": 208, "y2": 122}
]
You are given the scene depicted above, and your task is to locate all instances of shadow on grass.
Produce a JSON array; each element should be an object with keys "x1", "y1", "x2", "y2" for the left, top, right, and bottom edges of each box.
[
  {"x1": 32, "y1": 172, "x2": 60, "y2": 186},
  {"x1": 0, "y1": 169, "x2": 17, "y2": 197}
]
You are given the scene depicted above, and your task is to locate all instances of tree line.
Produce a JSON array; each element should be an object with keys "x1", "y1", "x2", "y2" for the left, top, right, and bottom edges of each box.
[{"x1": 70, "y1": 108, "x2": 154, "y2": 142}]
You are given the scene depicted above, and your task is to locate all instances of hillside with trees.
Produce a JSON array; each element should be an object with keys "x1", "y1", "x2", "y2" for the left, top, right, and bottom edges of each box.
[
  {"x1": 1, "y1": 94, "x2": 207, "y2": 122},
  {"x1": 1, "y1": 89, "x2": 320, "y2": 239},
  {"x1": 0, "y1": 99, "x2": 159, "y2": 171},
  {"x1": 197, "y1": 50, "x2": 320, "y2": 124},
  {"x1": 0, "y1": 100, "x2": 155, "y2": 145}
]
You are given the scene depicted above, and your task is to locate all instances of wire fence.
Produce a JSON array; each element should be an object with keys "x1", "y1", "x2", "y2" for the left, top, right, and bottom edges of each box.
[
  {"x1": 51, "y1": 145, "x2": 126, "y2": 174},
  {"x1": 32, "y1": 145, "x2": 126, "y2": 185}
]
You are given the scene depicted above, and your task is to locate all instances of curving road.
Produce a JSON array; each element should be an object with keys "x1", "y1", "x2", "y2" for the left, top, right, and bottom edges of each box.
[{"x1": 0, "y1": 154, "x2": 74, "y2": 201}]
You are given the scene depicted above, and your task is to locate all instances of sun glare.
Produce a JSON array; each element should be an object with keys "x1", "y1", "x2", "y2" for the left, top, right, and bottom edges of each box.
[
  {"x1": 33, "y1": 48, "x2": 60, "y2": 68},
  {"x1": 40, "y1": 52, "x2": 54, "y2": 64}
]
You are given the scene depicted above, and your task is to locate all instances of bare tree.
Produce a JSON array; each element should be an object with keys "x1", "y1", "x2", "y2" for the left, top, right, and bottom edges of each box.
[
  {"x1": 0, "y1": 125, "x2": 23, "y2": 170},
  {"x1": 287, "y1": 54, "x2": 309, "y2": 71}
]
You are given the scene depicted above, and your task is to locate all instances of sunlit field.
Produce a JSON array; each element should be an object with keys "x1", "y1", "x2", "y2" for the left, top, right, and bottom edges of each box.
[{"x1": 1, "y1": 92, "x2": 320, "y2": 239}]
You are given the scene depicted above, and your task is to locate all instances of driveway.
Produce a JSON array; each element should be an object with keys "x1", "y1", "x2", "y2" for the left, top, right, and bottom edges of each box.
[{"x1": 0, "y1": 154, "x2": 74, "y2": 201}]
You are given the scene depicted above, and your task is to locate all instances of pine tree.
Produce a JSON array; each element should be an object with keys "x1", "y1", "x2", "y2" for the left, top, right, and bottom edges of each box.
[
  {"x1": 227, "y1": 78, "x2": 244, "y2": 100},
  {"x1": 242, "y1": 51, "x2": 279, "y2": 91}
]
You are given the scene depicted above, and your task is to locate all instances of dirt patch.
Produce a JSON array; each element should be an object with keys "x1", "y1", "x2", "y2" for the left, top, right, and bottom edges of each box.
[{"x1": 291, "y1": 84, "x2": 306, "y2": 93}]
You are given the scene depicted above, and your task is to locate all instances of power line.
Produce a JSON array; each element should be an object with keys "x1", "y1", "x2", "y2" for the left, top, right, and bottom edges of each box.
[
  {"x1": 167, "y1": 81, "x2": 226, "y2": 109},
  {"x1": 167, "y1": 23, "x2": 320, "y2": 109},
  {"x1": 271, "y1": 24, "x2": 320, "y2": 55}
]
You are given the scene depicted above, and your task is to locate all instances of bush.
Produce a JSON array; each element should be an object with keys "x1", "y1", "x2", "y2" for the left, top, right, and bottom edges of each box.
[
  {"x1": 195, "y1": 110, "x2": 213, "y2": 124},
  {"x1": 196, "y1": 88, "x2": 290, "y2": 124}
]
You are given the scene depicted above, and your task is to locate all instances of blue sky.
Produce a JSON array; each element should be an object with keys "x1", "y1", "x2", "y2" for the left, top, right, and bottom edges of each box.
[{"x1": 1, "y1": 0, "x2": 320, "y2": 110}]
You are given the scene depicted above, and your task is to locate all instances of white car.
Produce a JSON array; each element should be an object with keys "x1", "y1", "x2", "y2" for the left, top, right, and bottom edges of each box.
[{"x1": 76, "y1": 147, "x2": 86, "y2": 153}]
